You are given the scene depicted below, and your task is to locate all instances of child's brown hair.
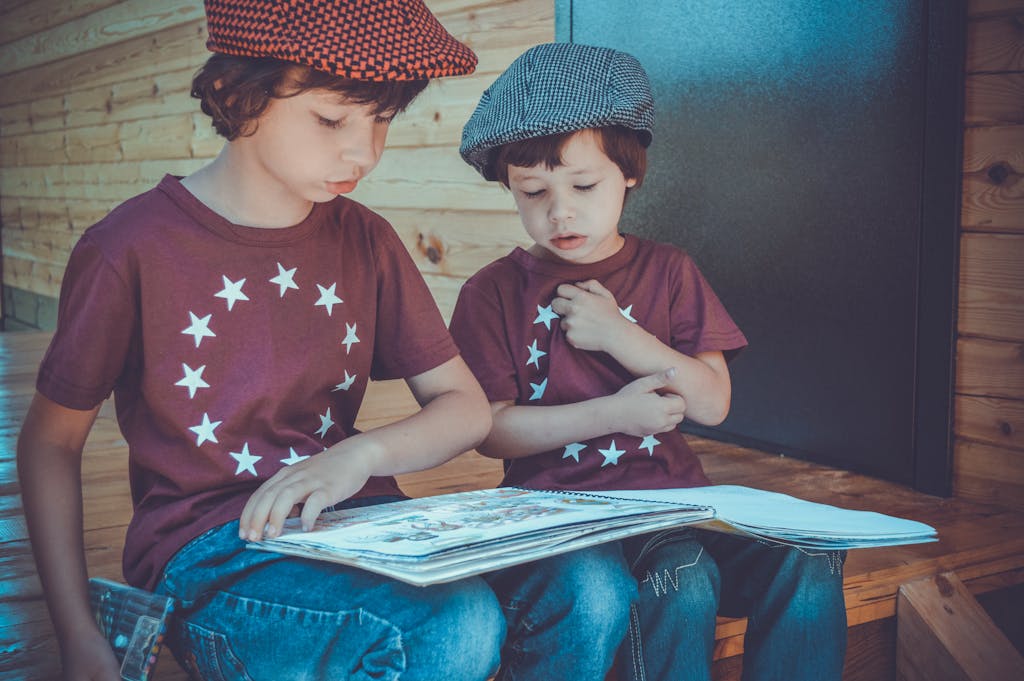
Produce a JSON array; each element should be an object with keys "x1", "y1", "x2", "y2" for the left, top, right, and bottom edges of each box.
[
  {"x1": 493, "y1": 126, "x2": 648, "y2": 194},
  {"x1": 192, "y1": 54, "x2": 430, "y2": 140}
]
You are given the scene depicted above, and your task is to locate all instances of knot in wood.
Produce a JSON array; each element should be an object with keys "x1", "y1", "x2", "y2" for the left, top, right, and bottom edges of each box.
[
  {"x1": 416, "y1": 232, "x2": 445, "y2": 265},
  {"x1": 987, "y1": 162, "x2": 1010, "y2": 185},
  {"x1": 934, "y1": 573, "x2": 955, "y2": 597}
]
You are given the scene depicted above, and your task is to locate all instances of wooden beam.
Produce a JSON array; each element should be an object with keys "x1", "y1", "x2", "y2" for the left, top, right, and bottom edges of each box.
[
  {"x1": 956, "y1": 336, "x2": 1024, "y2": 401},
  {"x1": 965, "y1": 12, "x2": 1024, "y2": 74},
  {"x1": 961, "y1": 125, "x2": 1024, "y2": 235},
  {"x1": 897, "y1": 571, "x2": 1024, "y2": 681},
  {"x1": 953, "y1": 438, "x2": 1024, "y2": 511},
  {"x1": 965, "y1": 73, "x2": 1024, "y2": 127},
  {"x1": 958, "y1": 232, "x2": 1024, "y2": 343},
  {"x1": 0, "y1": 0, "x2": 205, "y2": 76}
]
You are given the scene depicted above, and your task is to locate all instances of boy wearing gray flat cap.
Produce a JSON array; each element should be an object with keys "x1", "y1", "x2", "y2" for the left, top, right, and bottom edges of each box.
[{"x1": 450, "y1": 42, "x2": 847, "y2": 681}]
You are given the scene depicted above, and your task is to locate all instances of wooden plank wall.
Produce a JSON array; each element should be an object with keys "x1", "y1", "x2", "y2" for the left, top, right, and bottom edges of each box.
[
  {"x1": 954, "y1": 0, "x2": 1024, "y2": 509},
  {"x1": 1, "y1": 0, "x2": 1023, "y2": 508},
  {"x1": 0, "y1": 0, "x2": 543, "y2": 309}
]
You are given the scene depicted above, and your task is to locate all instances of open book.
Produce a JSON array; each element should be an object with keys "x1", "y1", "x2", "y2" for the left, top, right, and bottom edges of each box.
[{"x1": 249, "y1": 485, "x2": 936, "y2": 586}]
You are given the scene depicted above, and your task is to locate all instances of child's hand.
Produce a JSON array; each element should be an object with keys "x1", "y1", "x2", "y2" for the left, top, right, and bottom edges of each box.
[
  {"x1": 238, "y1": 443, "x2": 375, "y2": 541},
  {"x1": 552, "y1": 279, "x2": 632, "y2": 353},
  {"x1": 613, "y1": 369, "x2": 687, "y2": 436}
]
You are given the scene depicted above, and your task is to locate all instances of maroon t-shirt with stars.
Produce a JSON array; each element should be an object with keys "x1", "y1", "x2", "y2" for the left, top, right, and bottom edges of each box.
[
  {"x1": 450, "y1": 234, "x2": 747, "y2": 492},
  {"x1": 36, "y1": 175, "x2": 460, "y2": 590}
]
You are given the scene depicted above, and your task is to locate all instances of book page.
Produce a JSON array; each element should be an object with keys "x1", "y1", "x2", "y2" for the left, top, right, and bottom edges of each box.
[
  {"x1": 267, "y1": 487, "x2": 711, "y2": 559},
  {"x1": 600, "y1": 486, "x2": 935, "y2": 540}
]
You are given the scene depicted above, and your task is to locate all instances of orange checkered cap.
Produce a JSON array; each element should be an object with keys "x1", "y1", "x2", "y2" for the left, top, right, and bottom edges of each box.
[{"x1": 204, "y1": 0, "x2": 477, "y2": 80}]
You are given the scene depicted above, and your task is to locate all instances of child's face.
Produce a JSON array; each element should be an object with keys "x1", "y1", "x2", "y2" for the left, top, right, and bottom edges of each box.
[
  {"x1": 507, "y1": 130, "x2": 636, "y2": 265},
  {"x1": 241, "y1": 86, "x2": 391, "y2": 204}
]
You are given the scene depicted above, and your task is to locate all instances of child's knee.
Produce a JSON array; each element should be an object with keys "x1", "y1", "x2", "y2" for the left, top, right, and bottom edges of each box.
[
  {"x1": 557, "y1": 546, "x2": 636, "y2": 624},
  {"x1": 509, "y1": 545, "x2": 635, "y2": 641},
  {"x1": 411, "y1": 579, "x2": 505, "y2": 678},
  {"x1": 634, "y1": 535, "x2": 719, "y2": 592},
  {"x1": 777, "y1": 548, "x2": 847, "y2": 620},
  {"x1": 575, "y1": 577, "x2": 635, "y2": 636},
  {"x1": 635, "y1": 539, "x2": 720, "y2": 620}
]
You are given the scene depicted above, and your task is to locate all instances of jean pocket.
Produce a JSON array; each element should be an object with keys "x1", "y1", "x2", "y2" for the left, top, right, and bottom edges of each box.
[{"x1": 176, "y1": 620, "x2": 253, "y2": 681}]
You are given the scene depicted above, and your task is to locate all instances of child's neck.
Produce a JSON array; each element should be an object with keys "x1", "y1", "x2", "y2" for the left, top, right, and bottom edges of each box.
[{"x1": 181, "y1": 147, "x2": 314, "y2": 229}]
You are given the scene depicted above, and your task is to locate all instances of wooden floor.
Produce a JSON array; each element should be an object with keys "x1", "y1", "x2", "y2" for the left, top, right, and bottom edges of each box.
[{"x1": 3, "y1": 330, "x2": 1023, "y2": 680}]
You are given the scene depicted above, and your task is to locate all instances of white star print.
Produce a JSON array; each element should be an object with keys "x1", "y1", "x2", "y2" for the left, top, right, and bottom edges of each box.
[
  {"x1": 175, "y1": 363, "x2": 210, "y2": 399},
  {"x1": 639, "y1": 434, "x2": 661, "y2": 455},
  {"x1": 563, "y1": 442, "x2": 587, "y2": 462},
  {"x1": 181, "y1": 311, "x2": 216, "y2": 347},
  {"x1": 619, "y1": 305, "x2": 637, "y2": 323},
  {"x1": 315, "y1": 407, "x2": 335, "y2": 438},
  {"x1": 534, "y1": 304, "x2": 560, "y2": 330},
  {"x1": 280, "y1": 447, "x2": 310, "y2": 466},
  {"x1": 314, "y1": 283, "x2": 343, "y2": 316},
  {"x1": 270, "y1": 262, "x2": 299, "y2": 297},
  {"x1": 529, "y1": 377, "x2": 548, "y2": 401},
  {"x1": 229, "y1": 442, "x2": 262, "y2": 476},
  {"x1": 526, "y1": 339, "x2": 547, "y2": 369},
  {"x1": 189, "y1": 412, "x2": 221, "y2": 446},
  {"x1": 341, "y1": 323, "x2": 360, "y2": 354},
  {"x1": 599, "y1": 440, "x2": 626, "y2": 466},
  {"x1": 332, "y1": 370, "x2": 357, "y2": 392},
  {"x1": 215, "y1": 275, "x2": 249, "y2": 311}
]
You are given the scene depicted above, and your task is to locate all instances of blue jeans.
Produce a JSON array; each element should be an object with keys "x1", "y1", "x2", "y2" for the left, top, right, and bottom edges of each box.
[
  {"x1": 486, "y1": 529, "x2": 846, "y2": 681},
  {"x1": 484, "y1": 542, "x2": 637, "y2": 681},
  {"x1": 617, "y1": 529, "x2": 847, "y2": 681},
  {"x1": 156, "y1": 497, "x2": 504, "y2": 681}
]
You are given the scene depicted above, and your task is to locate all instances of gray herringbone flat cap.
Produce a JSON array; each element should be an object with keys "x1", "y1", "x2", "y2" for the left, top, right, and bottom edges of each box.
[{"x1": 460, "y1": 42, "x2": 655, "y2": 181}]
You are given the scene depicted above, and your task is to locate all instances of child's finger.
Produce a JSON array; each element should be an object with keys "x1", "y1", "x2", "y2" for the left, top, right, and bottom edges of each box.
[
  {"x1": 263, "y1": 484, "x2": 304, "y2": 538},
  {"x1": 300, "y1": 488, "x2": 331, "y2": 531},
  {"x1": 555, "y1": 282, "x2": 585, "y2": 299},
  {"x1": 238, "y1": 487, "x2": 266, "y2": 540},
  {"x1": 239, "y1": 474, "x2": 289, "y2": 540},
  {"x1": 635, "y1": 367, "x2": 675, "y2": 393},
  {"x1": 665, "y1": 396, "x2": 687, "y2": 422},
  {"x1": 576, "y1": 279, "x2": 612, "y2": 298}
]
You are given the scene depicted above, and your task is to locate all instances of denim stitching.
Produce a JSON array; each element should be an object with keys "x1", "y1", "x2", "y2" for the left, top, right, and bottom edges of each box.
[
  {"x1": 628, "y1": 528, "x2": 696, "y2": 573},
  {"x1": 786, "y1": 545, "x2": 846, "y2": 576},
  {"x1": 178, "y1": 591, "x2": 406, "y2": 679},
  {"x1": 626, "y1": 603, "x2": 646, "y2": 681},
  {"x1": 184, "y1": 620, "x2": 253, "y2": 681},
  {"x1": 638, "y1": 545, "x2": 704, "y2": 597}
]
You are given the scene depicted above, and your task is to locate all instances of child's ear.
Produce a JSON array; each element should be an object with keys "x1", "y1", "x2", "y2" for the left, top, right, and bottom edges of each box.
[{"x1": 626, "y1": 178, "x2": 638, "y2": 188}]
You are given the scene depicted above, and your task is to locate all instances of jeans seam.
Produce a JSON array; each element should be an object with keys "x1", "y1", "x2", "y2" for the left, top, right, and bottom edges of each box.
[
  {"x1": 178, "y1": 591, "x2": 406, "y2": 679},
  {"x1": 628, "y1": 528, "x2": 699, "y2": 572},
  {"x1": 184, "y1": 620, "x2": 253, "y2": 681},
  {"x1": 627, "y1": 603, "x2": 646, "y2": 681}
]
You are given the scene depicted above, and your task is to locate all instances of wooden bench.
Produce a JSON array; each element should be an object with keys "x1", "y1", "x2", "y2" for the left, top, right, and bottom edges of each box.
[{"x1": 2, "y1": 330, "x2": 1022, "y2": 680}]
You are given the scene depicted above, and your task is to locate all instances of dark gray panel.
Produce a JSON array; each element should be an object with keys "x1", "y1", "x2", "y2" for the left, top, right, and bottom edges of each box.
[{"x1": 562, "y1": 1, "x2": 951, "y2": 485}]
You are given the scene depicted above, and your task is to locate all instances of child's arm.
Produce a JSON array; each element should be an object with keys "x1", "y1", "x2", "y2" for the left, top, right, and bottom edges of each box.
[
  {"x1": 552, "y1": 279, "x2": 732, "y2": 425},
  {"x1": 17, "y1": 393, "x2": 121, "y2": 681},
  {"x1": 479, "y1": 369, "x2": 685, "y2": 460},
  {"x1": 239, "y1": 355, "x2": 491, "y2": 540}
]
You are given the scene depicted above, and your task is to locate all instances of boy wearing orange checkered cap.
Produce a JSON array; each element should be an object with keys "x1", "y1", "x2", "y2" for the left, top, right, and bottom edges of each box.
[{"x1": 18, "y1": 2, "x2": 504, "y2": 679}]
